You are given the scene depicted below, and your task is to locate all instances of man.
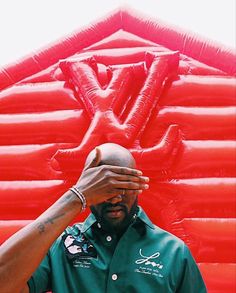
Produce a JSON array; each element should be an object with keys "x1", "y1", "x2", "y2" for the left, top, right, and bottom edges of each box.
[{"x1": 0, "y1": 143, "x2": 207, "y2": 293}]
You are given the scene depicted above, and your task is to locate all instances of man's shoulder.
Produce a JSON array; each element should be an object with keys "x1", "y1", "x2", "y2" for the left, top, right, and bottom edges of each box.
[
  {"x1": 137, "y1": 207, "x2": 187, "y2": 251},
  {"x1": 148, "y1": 222, "x2": 186, "y2": 250},
  {"x1": 137, "y1": 207, "x2": 184, "y2": 247}
]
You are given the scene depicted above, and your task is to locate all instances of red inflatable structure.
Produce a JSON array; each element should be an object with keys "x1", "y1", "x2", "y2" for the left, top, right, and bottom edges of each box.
[{"x1": 0, "y1": 8, "x2": 235, "y2": 292}]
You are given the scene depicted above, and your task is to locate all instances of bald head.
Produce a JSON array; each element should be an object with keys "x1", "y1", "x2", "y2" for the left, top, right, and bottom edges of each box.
[{"x1": 85, "y1": 143, "x2": 136, "y2": 168}]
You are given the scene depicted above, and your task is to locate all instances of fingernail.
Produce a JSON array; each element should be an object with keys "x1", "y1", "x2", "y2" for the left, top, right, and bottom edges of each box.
[
  {"x1": 144, "y1": 177, "x2": 149, "y2": 182},
  {"x1": 144, "y1": 184, "x2": 149, "y2": 189},
  {"x1": 137, "y1": 170, "x2": 143, "y2": 175},
  {"x1": 138, "y1": 190, "x2": 143, "y2": 194}
]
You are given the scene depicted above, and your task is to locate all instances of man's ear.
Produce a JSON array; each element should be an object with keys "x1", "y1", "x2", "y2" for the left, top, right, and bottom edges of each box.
[{"x1": 84, "y1": 147, "x2": 101, "y2": 171}]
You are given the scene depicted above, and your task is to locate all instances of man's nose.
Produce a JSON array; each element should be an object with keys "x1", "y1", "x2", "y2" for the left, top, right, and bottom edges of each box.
[{"x1": 107, "y1": 195, "x2": 123, "y2": 204}]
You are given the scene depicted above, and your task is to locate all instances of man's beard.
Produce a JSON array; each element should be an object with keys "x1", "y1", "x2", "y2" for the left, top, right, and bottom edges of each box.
[{"x1": 91, "y1": 198, "x2": 138, "y2": 236}]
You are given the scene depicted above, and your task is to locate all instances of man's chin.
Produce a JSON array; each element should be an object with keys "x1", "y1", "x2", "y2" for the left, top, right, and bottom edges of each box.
[
  {"x1": 104, "y1": 209, "x2": 125, "y2": 220},
  {"x1": 102, "y1": 213, "x2": 127, "y2": 231},
  {"x1": 91, "y1": 199, "x2": 138, "y2": 233}
]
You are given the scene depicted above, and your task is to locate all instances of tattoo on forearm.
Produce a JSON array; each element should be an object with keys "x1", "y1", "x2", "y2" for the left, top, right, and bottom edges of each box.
[
  {"x1": 37, "y1": 223, "x2": 45, "y2": 234},
  {"x1": 37, "y1": 213, "x2": 65, "y2": 234}
]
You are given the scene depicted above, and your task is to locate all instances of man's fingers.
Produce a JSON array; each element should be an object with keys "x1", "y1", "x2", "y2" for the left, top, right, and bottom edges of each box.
[
  {"x1": 112, "y1": 174, "x2": 149, "y2": 183},
  {"x1": 112, "y1": 180, "x2": 149, "y2": 190},
  {"x1": 84, "y1": 147, "x2": 101, "y2": 170},
  {"x1": 123, "y1": 189, "x2": 143, "y2": 196},
  {"x1": 104, "y1": 165, "x2": 143, "y2": 176}
]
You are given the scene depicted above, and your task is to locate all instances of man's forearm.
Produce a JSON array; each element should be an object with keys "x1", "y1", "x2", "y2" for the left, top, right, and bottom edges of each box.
[{"x1": 0, "y1": 190, "x2": 82, "y2": 293}]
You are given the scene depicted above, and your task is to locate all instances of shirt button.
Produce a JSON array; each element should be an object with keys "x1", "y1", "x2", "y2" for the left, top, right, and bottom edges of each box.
[
  {"x1": 97, "y1": 223, "x2": 101, "y2": 228},
  {"x1": 112, "y1": 274, "x2": 118, "y2": 281},
  {"x1": 106, "y1": 235, "x2": 112, "y2": 242}
]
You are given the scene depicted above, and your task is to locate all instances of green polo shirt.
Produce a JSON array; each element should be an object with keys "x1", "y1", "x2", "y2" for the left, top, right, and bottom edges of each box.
[{"x1": 28, "y1": 207, "x2": 207, "y2": 293}]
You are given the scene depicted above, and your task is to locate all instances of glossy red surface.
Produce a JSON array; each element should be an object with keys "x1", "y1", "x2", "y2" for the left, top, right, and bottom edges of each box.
[{"x1": 0, "y1": 8, "x2": 235, "y2": 292}]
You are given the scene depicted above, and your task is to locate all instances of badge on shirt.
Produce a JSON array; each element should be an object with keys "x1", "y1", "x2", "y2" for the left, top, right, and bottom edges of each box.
[{"x1": 62, "y1": 232, "x2": 97, "y2": 260}]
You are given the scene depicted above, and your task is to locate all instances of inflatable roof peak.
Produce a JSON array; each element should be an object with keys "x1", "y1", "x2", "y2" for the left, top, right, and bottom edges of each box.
[{"x1": 0, "y1": 7, "x2": 235, "y2": 90}]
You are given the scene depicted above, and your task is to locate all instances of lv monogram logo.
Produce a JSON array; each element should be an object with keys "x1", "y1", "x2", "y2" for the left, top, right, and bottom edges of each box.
[{"x1": 53, "y1": 52, "x2": 182, "y2": 171}]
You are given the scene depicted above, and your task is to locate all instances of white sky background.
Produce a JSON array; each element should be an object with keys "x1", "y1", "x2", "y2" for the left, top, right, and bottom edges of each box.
[{"x1": 0, "y1": 0, "x2": 235, "y2": 67}]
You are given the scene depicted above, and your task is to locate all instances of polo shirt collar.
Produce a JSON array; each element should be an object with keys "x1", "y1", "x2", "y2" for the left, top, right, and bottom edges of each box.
[
  {"x1": 80, "y1": 213, "x2": 97, "y2": 233},
  {"x1": 136, "y1": 207, "x2": 155, "y2": 230},
  {"x1": 80, "y1": 206, "x2": 155, "y2": 233}
]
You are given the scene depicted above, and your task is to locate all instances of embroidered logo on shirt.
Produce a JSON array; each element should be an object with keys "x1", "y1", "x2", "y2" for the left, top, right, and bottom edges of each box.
[
  {"x1": 62, "y1": 232, "x2": 97, "y2": 261},
  {"x1": 134, "y1": 249, "x2": 164, "y2": 278},
  {"x1": 135, "y1": 249, "x2": 163, "y2": 268}
]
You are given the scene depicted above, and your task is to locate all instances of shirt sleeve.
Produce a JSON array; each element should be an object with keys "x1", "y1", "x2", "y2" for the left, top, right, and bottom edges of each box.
[
  {"x1": 27, "y1": 252, "x2": 51, "y2": 293},
  {"x1": 176, "y1": 245, "x2": 207, "y2": 293}
]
